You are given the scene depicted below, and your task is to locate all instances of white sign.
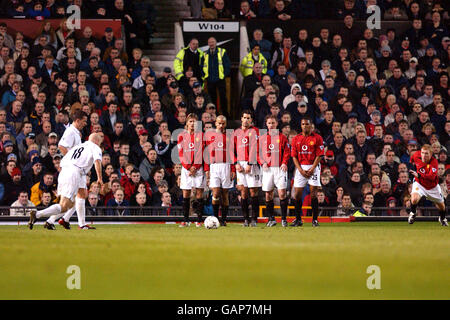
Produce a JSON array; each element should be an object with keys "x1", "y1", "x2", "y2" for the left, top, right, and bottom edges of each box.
[{"x1": 183, "y1": 21, "x2": 239, "y2": 33}]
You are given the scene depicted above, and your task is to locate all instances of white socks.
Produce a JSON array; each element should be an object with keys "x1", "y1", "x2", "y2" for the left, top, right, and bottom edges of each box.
[
  {"x1": 62, "y1": 206, "x2": 76, "y2": 222},
  {"x1": 47, "y1": 213, "x2": 64, "y2": 224},
  {"x1": 75, "y1": 197, "x2": 86, "y2": 227},
  {"x1": 60, "y1": 198, "x2": 86, "y2": 227},
  {"x1": 36, "y1": 204, "x2": 62, "y2": 219}
]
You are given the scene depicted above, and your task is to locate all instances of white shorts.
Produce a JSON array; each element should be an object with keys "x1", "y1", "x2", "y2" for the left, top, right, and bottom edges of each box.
[
  {"x1": 262, "y1": 166, "x2": 288, "y2": 191},
  {"x1": 236, "y1": 161, "x2": 262, "y2": 188},
  {"x1": 180, "y1": 167, "x2": 206, "y2": 190},
  {"x1": 209, "y1": 163, "x2": 234, "y2": 189},
  {"x1": 79, "y1": 173, "x2": 87, "y2": 189},
  {"x1": 293, "y1": 164, "x2": 321, "y2": 188},
  {"x1": 57, "y1": 167, "x2": 82, "y2": 201},
  {"x1": 411, "y1": 181, "x2": 445, "y2": 203}
]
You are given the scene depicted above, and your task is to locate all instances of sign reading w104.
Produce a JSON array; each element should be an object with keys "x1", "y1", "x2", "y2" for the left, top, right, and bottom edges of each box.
[{"x1": 183, "y1": 21, "x2": 239, "y2": 33}]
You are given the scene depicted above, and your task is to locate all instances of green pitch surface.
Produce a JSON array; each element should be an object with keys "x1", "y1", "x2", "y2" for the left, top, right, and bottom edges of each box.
[{"x1": 0, "y1": 222, "x2": 449, "y2": 300}]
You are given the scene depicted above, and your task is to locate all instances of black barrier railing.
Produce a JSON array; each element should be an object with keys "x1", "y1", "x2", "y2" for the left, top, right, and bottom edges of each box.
[{"x1": 1, "y1": 206, "x2": 441, "y2": 217}]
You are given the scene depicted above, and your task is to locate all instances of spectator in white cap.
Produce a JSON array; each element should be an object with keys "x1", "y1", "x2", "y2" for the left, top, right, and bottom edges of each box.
[
  {"x1": 405, "y1": 57, "x2": 419, "y2": 79},
  {"x1": 272, "y1": 27, "x2": 283, "y2": 51}
]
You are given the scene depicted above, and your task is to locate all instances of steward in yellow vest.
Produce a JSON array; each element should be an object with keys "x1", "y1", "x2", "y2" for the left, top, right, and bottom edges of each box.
[
  {"x1": 173, "y1": 38, "x2": 204, "y2": 81},
  {"x1": 239, "y1": 44, "x2": 268, "y2": 77}
]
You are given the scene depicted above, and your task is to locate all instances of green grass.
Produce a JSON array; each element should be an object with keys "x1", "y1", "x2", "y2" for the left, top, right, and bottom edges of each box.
[{"x1": 0, "y1": 222, "x2": 449, "y2": 300}]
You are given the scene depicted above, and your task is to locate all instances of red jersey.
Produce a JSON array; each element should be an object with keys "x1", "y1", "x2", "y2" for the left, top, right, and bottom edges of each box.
[
  {"x1": 232, "y1": 126, "x2": 259, "y2": 164},
  {"x1": 291, "y1": 132, "x2": 324, "y2": 165},
  {"x1": 258, "y1": 133, "x2": 290, "y2": 167},
  {"x1": 410, "y1": 150, "x2": 439, "y2": 190},
  {"x1": 177, "y1": 131, "x2": 204, "y2": 170},
  {"x1": 204, "y1": 131, "x2": 235, "y2": 172}
]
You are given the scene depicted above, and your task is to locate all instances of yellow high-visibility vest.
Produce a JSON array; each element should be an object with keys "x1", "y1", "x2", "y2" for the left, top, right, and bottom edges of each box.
[
  {"x1": 173, "y1": 46, "x2": 204, "y2": 80},
  {"x1": 239, "y1": 52, "x2": 267, "y2": 77},
  {"x1": 203, "y1": 47, "x2": 226, "y2": 80}
]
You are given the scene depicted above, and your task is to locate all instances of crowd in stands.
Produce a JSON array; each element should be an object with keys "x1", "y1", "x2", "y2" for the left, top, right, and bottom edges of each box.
[
  {"x1": 235, "y1": 0, "x2": 449, "y2": 216},
  {"x1": 0, "y1": 0, "x2": 156, "y2": 49},
  {"x1": 195, "y1": 0, "x2": 449, "y2": 21},
  {"x1": 0, "y1": 0, "x2": 449, "y2": 217}
]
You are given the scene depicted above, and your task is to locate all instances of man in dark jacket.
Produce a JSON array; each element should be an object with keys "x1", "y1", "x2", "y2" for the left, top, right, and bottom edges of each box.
[
  {"x1": 373, "y1": 179, "x2": 393, "y2": 216},
  {"x1": 202, "y1": 37, "x2": 231, "y2": 116}
]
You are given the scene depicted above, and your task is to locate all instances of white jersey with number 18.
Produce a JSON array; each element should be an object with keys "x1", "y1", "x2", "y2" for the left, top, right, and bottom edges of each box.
[{"x1": 61, "y1": 141, "x2": 102, "y2": 174}]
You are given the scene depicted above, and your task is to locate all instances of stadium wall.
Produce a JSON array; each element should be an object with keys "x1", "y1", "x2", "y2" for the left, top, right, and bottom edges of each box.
[{"x1": 0, "y1": 18, "x2": 122, "y2": 39}]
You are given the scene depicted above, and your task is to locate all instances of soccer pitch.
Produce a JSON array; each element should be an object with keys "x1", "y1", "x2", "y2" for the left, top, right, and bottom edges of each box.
[{"x1": 0, "y1": 222, "x2": 449, "y2": 300}]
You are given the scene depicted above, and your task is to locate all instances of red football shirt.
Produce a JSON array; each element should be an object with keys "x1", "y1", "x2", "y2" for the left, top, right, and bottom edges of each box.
[
  {"x1": 291, "y1": 132, "x2": 324, "y2": 165},
  {"x1": 258, "y1": 133, "x2": 290, "y2": 167},
  {"x1": 203, "y1": 131, "x2": 235, "y2": 172},
  {"x1": 410, "y1": 150, "x2": 439, "y2": 190},
  {"x1": 232, "y1": 126, "x2": 259, "y2": 164},
  {"x1": 177, "y1": 131, "x2": 204, "y2": 170}
]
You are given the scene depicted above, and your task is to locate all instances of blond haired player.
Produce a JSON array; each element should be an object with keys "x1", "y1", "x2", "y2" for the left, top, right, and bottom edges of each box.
[{"x1": 177, "y1": 113, "x2": 205, "y2": 227}]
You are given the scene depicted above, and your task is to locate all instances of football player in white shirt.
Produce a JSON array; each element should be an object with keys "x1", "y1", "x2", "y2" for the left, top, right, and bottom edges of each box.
[
  {"x1": 45, "y1": 110, "x2": 94, "y2": 229},
  {"x1": 29, "y1": 133, "x2": 104, "y2": 230}
]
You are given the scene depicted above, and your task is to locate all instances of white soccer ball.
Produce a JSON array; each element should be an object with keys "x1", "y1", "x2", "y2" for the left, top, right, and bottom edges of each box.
[{"x1": 204, "y1": 216, "x2": 220, "y2": 229}]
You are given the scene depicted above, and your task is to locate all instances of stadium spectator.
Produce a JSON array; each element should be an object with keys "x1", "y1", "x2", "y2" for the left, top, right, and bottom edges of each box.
[
  {"x1": 130, "y1": 181, "x2": 152, "y2": 206},
  {"x1": 161, "y1": 192, "x2": 172, "y2": 207},
  {"x1": 86, "y1": 192, "x2": 103, "y2": 216},
  {"x1": 10, "y1": 190, "x2": 36, "y2": 216},
  {"x1": 336, "y1": 193, "x2": 354, "y2": 216},
  {"x1": 106, "y1": 188, "x2": 129, "y2": 216},
  {"x1": 29, "y1": 171, "x2": 56, "y2": 206}
]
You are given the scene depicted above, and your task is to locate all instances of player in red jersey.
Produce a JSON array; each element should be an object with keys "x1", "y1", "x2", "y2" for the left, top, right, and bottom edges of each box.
[
  {"x1": 290, "y1": 117, "x2": 324, "y2": 227},
  {"x1": 408, "y1": 144, "x2": 447, "y2": 226},
  {"x1": 232, "y1": 110, "x2": 260, "y2": 227},
  {"x1": 259, "y1": 115, "x2": 291, "y2": 227},
  {"x1": 177, "y1": 113, "x2": 206, "y2": 227},
  {"x1": 204, "y1": 115, "x2": 235, "y2": 226}
]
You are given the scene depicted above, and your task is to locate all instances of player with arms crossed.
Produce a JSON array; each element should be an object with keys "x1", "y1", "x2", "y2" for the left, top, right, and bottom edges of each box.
[
  {"x1": 291, "y1": 117, "x2": 324, "y2": 227},
  {"x1": 45, "y1": 110, "x2": 94, "y2": 230},
  {"x1": 177, "y1": 113, "x2": 206, "y2": 227},
  {"x1": 204, "y1": 115, "x2": 235, "y2": 226},
  {"x1": 28, "y1": 133, "x2": 104, "y2": 229},
  {"x1": 259, "y1": 115, "x2": 290, "y2": 227},
  {"x1": 408, "y1": 144, "x2": 448, "y2": 226},
  {"x1": 232, "y1": 110, "x2": 260, "y2": 227}
]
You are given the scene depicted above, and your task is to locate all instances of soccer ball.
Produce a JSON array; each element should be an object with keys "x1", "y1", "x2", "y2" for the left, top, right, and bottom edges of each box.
[{"x1": 204, "y1": 216, "x2": 220, "y2": 229}]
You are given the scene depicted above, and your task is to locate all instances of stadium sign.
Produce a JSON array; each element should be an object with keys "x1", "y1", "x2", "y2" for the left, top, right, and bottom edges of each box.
[
  {"x1": 183, "y1": 21, "x2": 239, "y2": 33},
  {"x1": 183, "y1": 20, "x2": 240, "y2": 63}
]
